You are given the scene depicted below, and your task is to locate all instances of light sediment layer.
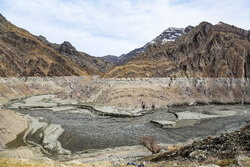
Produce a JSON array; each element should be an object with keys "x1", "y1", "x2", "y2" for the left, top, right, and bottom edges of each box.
[
  {"x1": 59, "y1": 78, "x2": 250, "y2": 109},
  {"x1": 0, "y1": 77, "x2": 249, "y2": 110},
  {"x1": 0, "y1": 109, "x2": 28, "y2": 148},
  {"x1": 0, "y1": 76, "x2": 90, "y2": 104}
]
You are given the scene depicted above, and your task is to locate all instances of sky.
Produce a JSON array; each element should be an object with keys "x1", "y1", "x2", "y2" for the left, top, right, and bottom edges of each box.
[{"x1": 0, "y1": 0, "x2": 250, "y2": 57}]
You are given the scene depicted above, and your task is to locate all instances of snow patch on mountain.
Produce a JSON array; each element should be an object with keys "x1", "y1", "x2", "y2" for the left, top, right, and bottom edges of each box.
[
  {"x1": 150, "y1": 27, "x2": 185, "y2": 44},
  {"x1": 103, "y1": 25, "x2": 194, "y2": 66}
]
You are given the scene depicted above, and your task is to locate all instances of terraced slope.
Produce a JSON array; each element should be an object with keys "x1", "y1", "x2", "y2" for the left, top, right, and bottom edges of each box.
[
  {"x1": 0, "y1": 14, "x2": 88, "y2": 77},
  {"x1": 103, "y1": 22, "x2": 250, "y2": 78}
]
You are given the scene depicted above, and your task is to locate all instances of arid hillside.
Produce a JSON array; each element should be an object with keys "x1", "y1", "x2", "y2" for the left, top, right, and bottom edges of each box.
[
  {"x1": 0, "y1": 14, "x2": 88, "y2": 77},
  {"x1": 103, "y1": 22, "x2": 250, "y2": 78},
  {"x1": 36, "y1": 36, "x2": 113, "y2": 75}
]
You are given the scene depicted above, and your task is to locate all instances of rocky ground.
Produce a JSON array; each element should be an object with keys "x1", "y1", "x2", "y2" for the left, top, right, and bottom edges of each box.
[
  {"x1": 144, "y1": 123, "x2": 250, "y2": 167},
  {"x1": 151, "y1": 124, "x2": 250, "y2": 162},
  {"x1": 0, "y1": 77, "x2": 250, "y2": 166},
  {"x1": 4, "y1": 94, "x2": 249, "y2": 153}
]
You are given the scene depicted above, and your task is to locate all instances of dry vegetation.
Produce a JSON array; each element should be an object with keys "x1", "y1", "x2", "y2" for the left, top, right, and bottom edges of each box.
[
  {"x1": 139, "y1": 136, "x2": 161, "y2": 154},
  {"x1": 0, "y1": 14, "x2": 88, "y2": 77}
]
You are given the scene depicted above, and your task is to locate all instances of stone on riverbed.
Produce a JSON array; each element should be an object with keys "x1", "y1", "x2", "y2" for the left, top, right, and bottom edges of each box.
[
  {"x1": 151, "y1": 111, "x2": 222, "y2": 129},
  {"x1": 151, "y1": 120, "x2": 177, "y2": 128},
  {"x1": 176, "y1": 111, "x2": 219, "y2": 120}
]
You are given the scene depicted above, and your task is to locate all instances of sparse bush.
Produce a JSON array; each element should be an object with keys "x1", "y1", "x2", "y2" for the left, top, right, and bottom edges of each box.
[
  {"x1": 139, "y1": 136, "x2": 161, "y2": 154},
  {"x1": 207, "y1": 135, "x2": 213, "y2": 139},
  {"x1": 167, "y1": 143, "x2": 184, "y2": 152}
]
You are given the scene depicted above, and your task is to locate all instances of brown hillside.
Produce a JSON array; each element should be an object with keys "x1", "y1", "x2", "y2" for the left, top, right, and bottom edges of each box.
[
  {"x1": 36, "y1": 36, "x2": 113, "y2": 75},
  {"x1": 0, "y1": 14, "x2": 88, "y2": 77},
  {"x1": 103, "y1": 22, "x2": 250, "y2": 78}
]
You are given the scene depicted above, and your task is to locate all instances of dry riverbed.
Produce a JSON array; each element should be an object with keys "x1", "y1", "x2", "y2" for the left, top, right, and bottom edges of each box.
[
  {"x1": 1, "y1": 94, "x2": 250, "y2": 163},
  {"x1": 0, "y1": 77, "x2": 250, "y2": 166}
]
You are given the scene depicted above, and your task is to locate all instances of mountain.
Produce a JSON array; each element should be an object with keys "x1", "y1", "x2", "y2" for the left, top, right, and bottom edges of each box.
[
  {"x1": 36, "y1": 36, "x2": 112, "y2": 75},
  {"x1": 104, "y1": 26, "x2": 193, "y2": 66},
  {"x1": 147, "y1": 26, "x2": 194, "y2": 45},
  {"x1": 0, "y1": 14, "x2": 88, "y2": 77},
  {"x1": 100, "y1": 55, "x2": 119, "y2": 65},
  {"x1": 103, "y1": 22, "x2": 250, "y2": 78}
]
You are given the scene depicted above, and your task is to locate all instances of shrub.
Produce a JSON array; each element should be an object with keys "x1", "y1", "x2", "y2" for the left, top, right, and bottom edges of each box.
[
  {"x1": 139, "y1": 136, "x2": 161, "y2": 154},
  {"x1": 207, "y1": 135, "x2": 213, "y2": 139}
]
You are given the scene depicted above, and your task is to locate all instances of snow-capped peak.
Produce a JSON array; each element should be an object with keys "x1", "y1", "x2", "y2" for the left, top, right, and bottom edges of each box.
[{"x1": 149, "y1": 27, "x2": 186, "y2": 44}]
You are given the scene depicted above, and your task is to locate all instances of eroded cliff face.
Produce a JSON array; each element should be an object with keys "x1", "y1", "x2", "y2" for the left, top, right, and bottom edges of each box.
[
  {"x1": 0, "y1": 14, "x2": 88, "y2": 77},
  {"x1": 58, "y1": 78, "x2": 250, "y2": 109},
  {"x1": 0, "y1": 76, "x2": 90, "y2": 104},
  {"x1": 103, "y1": 22, "x2": 250, "y2": 78},
  {"x1": 0, "y1": 77, "x2": 248, "y2": 110}
]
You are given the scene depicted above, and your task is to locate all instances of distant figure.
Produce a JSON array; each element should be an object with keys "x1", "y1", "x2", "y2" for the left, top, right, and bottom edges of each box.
[
  {"x1": 169, "y1": 77, "x2": 173, "y2": 86},
  {"x1": 141, "y1": 101, "x2": 146, "y2": 110},
  {"x1": 152, "y1": 104, "x2": 155, "y2": 111}
]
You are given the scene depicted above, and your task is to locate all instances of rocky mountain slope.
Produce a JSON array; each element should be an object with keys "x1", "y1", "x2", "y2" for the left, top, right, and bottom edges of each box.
[
  {"x1": 36, "y1": 36, "x2": 112, "y2": 75},
  {"x1": 103, "y1": 26, "x2": 193, "y2": 66},
  {"x1": 100, "y1": 55, "x2": 119, "y2": 65},
  {"x1": 150, "y1": 26, "x2": 193, "y2": 44},
  {"x1": 0, "y1": 14, "x2": 89, "y2": 77},
  {"x1": 103, "y1": 22, "x2": 250, "y2": 78}
]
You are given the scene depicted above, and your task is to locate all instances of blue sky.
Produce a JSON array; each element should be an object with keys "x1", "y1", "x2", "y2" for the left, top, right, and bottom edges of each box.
[{"x1": 0, "y1": 0, "x2": 250, "y2": 57}]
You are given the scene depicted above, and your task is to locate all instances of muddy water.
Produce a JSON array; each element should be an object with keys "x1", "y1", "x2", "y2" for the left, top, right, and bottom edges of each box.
[{"x1": 6, "y1": 96, "x2": 250, "y2": 153}]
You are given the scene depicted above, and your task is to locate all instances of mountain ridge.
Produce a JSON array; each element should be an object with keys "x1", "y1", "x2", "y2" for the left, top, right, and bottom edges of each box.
[
  {"x1": 101, "y1": 26, "x2": 193, "y2": 66},
  {"x1": 1, "y1": 12, "x2": 249, "y2": 79},
  {"x1": 36, "y1": 35, "x2": 113, "y2": 75},
  {"x1": 0, "y1": 13, "x2": 89, "y2": 77},
  {"x1": 103, "y1": 21, "x2": 250, "y2": 78}
]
